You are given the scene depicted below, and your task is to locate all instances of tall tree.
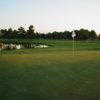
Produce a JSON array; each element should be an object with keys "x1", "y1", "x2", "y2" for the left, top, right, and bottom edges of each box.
[
  {"x1": 26, "y1": 25, "x2": 35, "y2": 47},
  {"x1": 1, "y1": 29, "x2": 8, "y2": 39},
  {"x1": 79, "y1": 29, "x2": 90, "y2": 40},
  {"x1": 27, "y1": 25, "x2": 35, "y2": 39},
  {"x1": 18, "y1": 27, "x2": 26, "y2": 39},
  {"x1": 8, "y1": 28, "x2": 13, "y2": 39},
  {"x1": 7, "y1": 28, "x2": 13, "y2": 43},
  {"x1": 89, "y1": 30, "x2": 97, "y2": 40},
  {"x1": 13, "y1": 30, "x2": 18, "y2": 39},
  {"x1": 98, "y1": 34, "x2": 100, "y2": 40}
]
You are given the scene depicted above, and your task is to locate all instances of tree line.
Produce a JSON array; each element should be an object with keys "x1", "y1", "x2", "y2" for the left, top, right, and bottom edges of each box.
[{"x1": 0, "y1": 25, "x2": 99, "y2": 40}]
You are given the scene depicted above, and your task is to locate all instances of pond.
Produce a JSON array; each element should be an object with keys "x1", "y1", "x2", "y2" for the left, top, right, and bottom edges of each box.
[{"x1": 0, "y1": 43, "x2": 48, "y2": 51}]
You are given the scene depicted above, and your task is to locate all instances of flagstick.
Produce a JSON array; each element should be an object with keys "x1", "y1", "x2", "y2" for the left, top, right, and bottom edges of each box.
[
  {"x1": 73, "y1": 38, "x2": 75, "y2": 57},
  {"x1": 72, "y1": 31, "x2": 76, "y2": 57}
]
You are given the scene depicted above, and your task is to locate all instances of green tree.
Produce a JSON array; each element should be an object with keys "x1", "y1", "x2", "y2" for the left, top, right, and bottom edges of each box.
[
  {"x1": 8, "y1": 28, "x2": 13, "y2": 39},
  {"x1": 26, "y1": 25, "x2": 35, "y2": 47},
  {"x1": 0, "y1": 29, "x2": 7, "y2": 39},
  {"x1": 18, "y1": 27, "x2": 26, "y2": 39},
  {"x1": 98, "y1": 34, "x2": 100, "y2": 40},
  {"x1": 79, "y1": 29, "x2": 90, "y2": 40},
  {"x1": 27, "y1": 25, "x2": 35, "y2": 39},
  {"x1": 7, "y1": 28, "x2": 13, "y2": 43},
  {"x1": 89, "y1": 30, "x2": 97, "y2": 40}
]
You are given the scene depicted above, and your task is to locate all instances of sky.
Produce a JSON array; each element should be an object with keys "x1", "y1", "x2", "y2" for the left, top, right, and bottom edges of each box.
[{"x1": 0, "y1": 0, "x2": 100, "y2": 34}]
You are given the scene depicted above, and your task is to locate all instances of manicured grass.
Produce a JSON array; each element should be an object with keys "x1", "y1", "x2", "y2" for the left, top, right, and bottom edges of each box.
[{"x1": 0, "y1": 40, "x2": 100, "y2": 100}]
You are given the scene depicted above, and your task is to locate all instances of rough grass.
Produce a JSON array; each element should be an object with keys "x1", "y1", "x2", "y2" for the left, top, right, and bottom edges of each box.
[{"x1": 0, "y1": 40, "x2": 100, "y2": 100}]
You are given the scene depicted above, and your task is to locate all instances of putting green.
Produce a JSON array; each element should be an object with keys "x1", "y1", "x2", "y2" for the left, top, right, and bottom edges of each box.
[{"x1": 0, "y1": 40, "x2": 100, "y2": 100}]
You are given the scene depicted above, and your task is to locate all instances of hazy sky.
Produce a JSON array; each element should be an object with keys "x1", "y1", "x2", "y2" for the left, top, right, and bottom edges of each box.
[{"x1": 0, "y1": 0, "x2": 100, "y2": 34}]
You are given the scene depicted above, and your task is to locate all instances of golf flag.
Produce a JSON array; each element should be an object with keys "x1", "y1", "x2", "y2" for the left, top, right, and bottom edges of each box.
[
  {"x1": 72, "y1": 31, "x2": 76, "y2": 57},
  {"x1": 72, "y1": 31, "x2": 76, "y2": 39}
]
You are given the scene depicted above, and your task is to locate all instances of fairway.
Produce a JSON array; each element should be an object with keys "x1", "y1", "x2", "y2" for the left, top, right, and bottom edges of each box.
[{"x1": 0, "y1": 40, "x2": 100, "y2": 100}]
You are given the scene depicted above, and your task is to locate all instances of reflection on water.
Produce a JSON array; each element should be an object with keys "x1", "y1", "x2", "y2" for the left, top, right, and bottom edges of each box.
[{"x1": 0, "y1": 43, "x2": 48, "y2": 51}]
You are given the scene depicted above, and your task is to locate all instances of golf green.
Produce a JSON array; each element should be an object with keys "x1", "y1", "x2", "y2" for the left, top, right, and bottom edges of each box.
[{"x1": 0, "y1": 40, "x2": 100, "y2": 100}]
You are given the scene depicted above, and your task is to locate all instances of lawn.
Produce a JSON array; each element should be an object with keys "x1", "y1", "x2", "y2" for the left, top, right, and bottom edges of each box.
[{"x1": 0, "y1": 40, "x2": 100, "y2": 100}]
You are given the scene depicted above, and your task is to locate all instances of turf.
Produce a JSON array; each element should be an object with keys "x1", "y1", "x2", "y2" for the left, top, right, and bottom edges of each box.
[{"x1": 0, "y1": 40, "x2": 100, "y2": 100}]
